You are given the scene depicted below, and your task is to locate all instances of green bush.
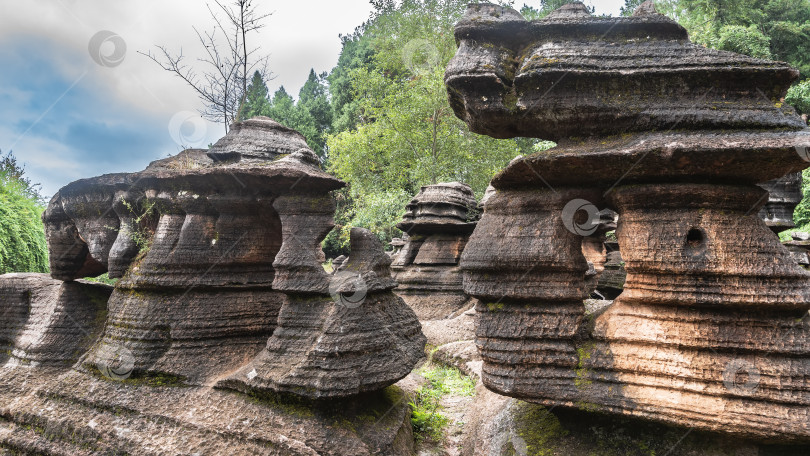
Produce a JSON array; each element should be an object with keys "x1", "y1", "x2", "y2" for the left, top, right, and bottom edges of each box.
[
  {"x1": 794, "y1": 168, "x2": 810, "y2": 230},
  {"x1": 715, "y1": 25, "x2": 773, "y2": 60},
  {"x1": 786, "y1": 79, "x2": 810, "y2": 116},
  {"x1": 0, "y1": 153, "x2": 48, "y2": 274}
]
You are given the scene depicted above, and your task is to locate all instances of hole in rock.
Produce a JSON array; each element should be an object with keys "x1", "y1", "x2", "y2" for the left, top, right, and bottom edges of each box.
[{"x1": 686, "y1": 228, "x2": 704, "y2": 248}]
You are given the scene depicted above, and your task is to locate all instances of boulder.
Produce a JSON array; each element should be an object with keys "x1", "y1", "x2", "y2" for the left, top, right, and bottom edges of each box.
[{"x1": 0, "y1": 273, "x2": 111, "y2": 367}]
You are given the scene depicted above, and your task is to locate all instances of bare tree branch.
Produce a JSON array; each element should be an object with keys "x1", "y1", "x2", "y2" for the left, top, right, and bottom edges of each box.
[{"x1": 138, "y1": 0, "x2": 273, "y2": 133}]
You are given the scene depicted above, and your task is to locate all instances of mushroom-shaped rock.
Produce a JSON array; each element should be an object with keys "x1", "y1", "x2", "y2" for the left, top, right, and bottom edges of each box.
[
  {"x1": 217, "y1": 227, "x2": 425, "y2": 399},
  {"x1": 42, "y1": 117, "x2": 343, "y2": 385},
  {"x1": 392, "y1": 183, "x2": 479, "y2": 320},
  {"x1": 206, "y1": 116, "x2": 311, "y2": 163},
  {"x1": 448, "y1": 2, "x2": 810, "y2": 442}
]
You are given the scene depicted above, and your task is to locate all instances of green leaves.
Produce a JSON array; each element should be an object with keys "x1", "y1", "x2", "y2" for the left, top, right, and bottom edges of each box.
[
  {"x1": 0, "y1": 151, "x2": 48, "y2": 275},
  {"x1": 786, "y1": 79, "x2": 810, "y2": 115},
  {"x1": 715, "y1": 25, "x2": 773, "y2": 58}
]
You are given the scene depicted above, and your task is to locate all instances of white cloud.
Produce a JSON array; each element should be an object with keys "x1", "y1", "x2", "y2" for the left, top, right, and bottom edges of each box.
[{"x1": 0, "y1": 0, "x2": 374, "y2": 119}]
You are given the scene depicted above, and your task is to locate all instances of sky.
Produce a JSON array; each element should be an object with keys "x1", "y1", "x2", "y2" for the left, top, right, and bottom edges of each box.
[{"x1": 0, "y1": 0, "x2": 625, "y2": 198}]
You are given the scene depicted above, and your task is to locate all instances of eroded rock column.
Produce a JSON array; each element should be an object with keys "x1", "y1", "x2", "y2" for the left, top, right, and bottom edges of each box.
[{"x1": 219, "y1": 227, "x2": 425, "y2": 398}]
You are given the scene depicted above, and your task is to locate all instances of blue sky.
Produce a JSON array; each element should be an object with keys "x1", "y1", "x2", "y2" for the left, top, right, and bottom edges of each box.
[{"x1": 0, "y1": 0, "x2": 623, "y2": 199}]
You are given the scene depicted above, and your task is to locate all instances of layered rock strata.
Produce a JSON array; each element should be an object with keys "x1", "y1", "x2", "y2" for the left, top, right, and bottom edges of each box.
[
  {"x1": 219, "y1": 227, "x2": 425, "y2": 399},
  {"x1": 0, "y1": 117, "x2": 422, "y2": 453},
  {"x1": 758, "y1": 171, "x2": 803, "y2": 233},
  {"x1": 449, "y1": 1, "x2": 810, "y2": 442},
  {"x1": 596, "y1": 240, "x2": 626, "y2": 299},
  {"x1": 42, "y1": 117, "x2": 342, "y2": 385},
  {"x1": 581, "y1": 209, "x2": 617, "y2": 296},
  {"x1": 392, "y1": 182, "x2": 479, "y2": 320},
  {"x1": 0, "y1": 273, "x2": 112, "y2": 367}
]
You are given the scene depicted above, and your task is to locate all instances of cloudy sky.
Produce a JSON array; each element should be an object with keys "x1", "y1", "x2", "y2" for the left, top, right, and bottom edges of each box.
[{"x1": 0, "y1": 0, "x2": 624, "y2": 198}]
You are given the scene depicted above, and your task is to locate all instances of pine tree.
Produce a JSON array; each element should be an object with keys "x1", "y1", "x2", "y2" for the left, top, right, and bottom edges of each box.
[{"x1": 238, "y1": 71, "x2": 271, "y2": 121}]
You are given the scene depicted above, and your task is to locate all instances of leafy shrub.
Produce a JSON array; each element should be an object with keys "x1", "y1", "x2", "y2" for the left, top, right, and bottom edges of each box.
[
  {"x1": 786, "y1": 79, "x2": 810, "y2": 116},
  {"x1": 0, "y1": 151, "x2": 48, "y2": 274},
  {"x1": 715, "y1": 25, "x2": 772, "y2": 59}
]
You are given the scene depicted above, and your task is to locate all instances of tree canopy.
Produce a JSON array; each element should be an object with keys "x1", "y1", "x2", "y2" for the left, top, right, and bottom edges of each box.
[{"x1": 322, "y1": 0, "x2": 542, "y2": 254}]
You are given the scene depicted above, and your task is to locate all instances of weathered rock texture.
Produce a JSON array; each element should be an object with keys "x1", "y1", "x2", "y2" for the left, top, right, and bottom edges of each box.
[
  {"x1": 0, "y1": 117, "x2": 421, "y2": 454},
  {"x1": 0, "y1": 273, "x2": 111, "y2": 367},
  {"x1": 581, "y1": 209, "x2": 617, "y2": 296},
  {"x1": 784, "y1": 231, "x2": 810, "y2": 269},
  {"x1": 392, "y1": 182, "x2": 479, "y2": 320},
  {"x1": 758, "y1": 171, "x2": 803, "y2": 233},
  {"x1": 449, "y1": 1, "x2": 810, "y2": 442},
  {"x1": 40, "y1": 117, "x2": 348, "y2": 387},
  {"x1": 218, "y1": 227, "x2": 425, "y2": 399},
  {"x1": 595, "y1": 241, "x2": 626, "y2": 299},
  {"x1": 0, "y1": 366, "x2": 415, "y2": 455}
]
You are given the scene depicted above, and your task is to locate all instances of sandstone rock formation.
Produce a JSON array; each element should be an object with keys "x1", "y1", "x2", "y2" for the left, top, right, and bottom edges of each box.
[
  {"x1": 0, "y1": 117, "x2": 420, "y2": 454},
  {"x1": 42, "y1": 118, "x2": 343, "y2": 385},
  {"x1": 759, "y1": 171, "x2": 803, "y2": 233},
  {"x1": 0, "y1": 273, "x2": 111, "y2": 367},
  {"x1": 392, "y1": 182, "x2": 478, "y2": 320},
  {"x1": 785, "y1": 231, "x2": 810, "y2": 269},
  {"x1": 218, "y1": 227, "x2": 425, "y2": 399},
  {"x1": 448, "y1": 1, "x2": 810, "y2": 442},
  {"x1": 581, "y1": 209, "x2": 617, "y2": 296},
  {"x1": 595, "y1": 240, "x2": 626, "y2": 299}
]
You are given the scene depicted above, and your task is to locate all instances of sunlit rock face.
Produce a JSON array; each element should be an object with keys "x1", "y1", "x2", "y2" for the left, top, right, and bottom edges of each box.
[
  {"x1": 392, "y1": 182, "x2": 479, "y2": 320},
  {"x1": 449, "y1": 1, "x2": 810, "y2": 442},
  {"x1": 0, "y1": 273, "x2": 112, "y2": 368}
]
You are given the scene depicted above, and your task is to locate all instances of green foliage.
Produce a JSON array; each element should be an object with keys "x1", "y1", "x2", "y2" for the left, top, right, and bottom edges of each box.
[
  {"x1": 410, "y1": 361, "x2": 476, "y2": 442},
  {"x1": 325, "y1": 0, "x2": 539, "y2": 247},
  {"x1": 114, "y1": 197, "x2": 157, "y2": 254},
  {"x1": 85, "y1": 273, "x2": 119, "y2": 286},
  {"x1": 786, "y1": 79, "x2": 810, "y2": 115},
  {"x1": 520, "y1": 0, "x2": 592, "y2": 19},
  {"x1": 236, "y1": 71, "x2": 333, "y2": 158},
  {"x1": 238, "y1": 71, "x2": 271, "y2": 120},
  {"x1": 620, "y1": 0, "x2": 646, "y2": 16},
  {"x1": 715, "y1": 24, "x2": 773, "y2": 58},
  {"x1": 651, "y1": 0, "x2": 810, "y2": 75},
  {"x1": 0, "y1": 150, "x2": 48, "y2": 275},
  {"x1": 794, "y1": 168, "x2": 810, "y2": 229},
  {"x1": 297, "y1": 69, "x2": 334, "y2": 155},
  {"x1": 328, "y1": 25, "x2": 376, "y2": 133}
]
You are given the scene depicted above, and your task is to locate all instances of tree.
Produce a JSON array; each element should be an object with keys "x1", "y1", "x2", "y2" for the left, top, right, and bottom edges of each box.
[
  {"x1": 620, "y1": 0, "x2": 647, "y2": 16},
  {"x1": 239, "y1": 70, "x2": 271, "y2": 120},
  {"x1": 715, "y1": 25, "x2": 773, "y2": 58},
  {"x1": 325, "y1": 0, "x2": 534, "y2": 249},
  {"x1": 140, "y1": 0, "x2": 272, "y2": 132},
  {"x1": 297, "y1": 69, "x2": 333, "y2": 155},
  {"x1": 521, "y1": 1, "x2": 594, "y2": 19},
  {"x1": 0, "y1": 150, "x2": 48, "y2": 274},
  {"x1": 328, "y1": 26, "x2": 375, "y2": 133}
]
